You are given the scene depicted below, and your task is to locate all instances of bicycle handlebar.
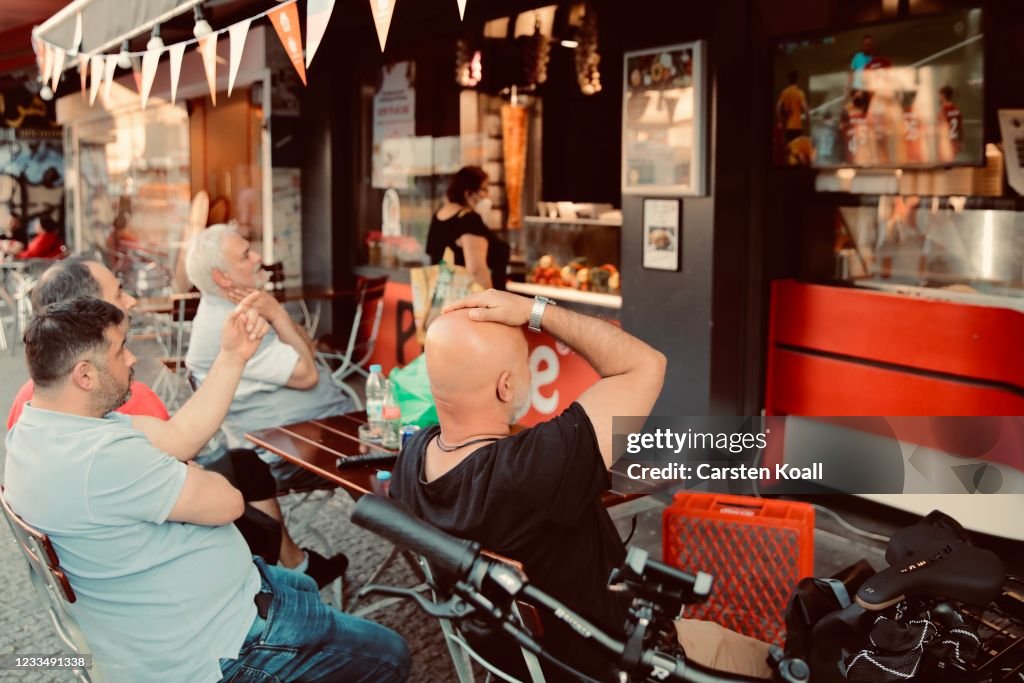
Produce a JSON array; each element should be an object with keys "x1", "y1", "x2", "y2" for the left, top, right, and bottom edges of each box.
[{"x1": 351, "y1": 495, "x2": 772, "y2": 683}]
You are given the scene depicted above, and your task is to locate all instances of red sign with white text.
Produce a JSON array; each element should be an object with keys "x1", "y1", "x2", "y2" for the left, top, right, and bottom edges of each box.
[{"x1": 366, "y1": 281, "x2": 604, "y2": 426}]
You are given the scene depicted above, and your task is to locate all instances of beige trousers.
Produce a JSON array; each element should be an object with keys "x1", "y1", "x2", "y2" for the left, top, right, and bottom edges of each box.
[{"x1": 674, "y1": 619, "x2": 774, "y2": 679}]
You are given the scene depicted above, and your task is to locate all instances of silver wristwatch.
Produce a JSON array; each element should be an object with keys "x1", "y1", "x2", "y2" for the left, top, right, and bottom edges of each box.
[{"x1": 528, "y1": 295, "x2": 556, "y2": 333}]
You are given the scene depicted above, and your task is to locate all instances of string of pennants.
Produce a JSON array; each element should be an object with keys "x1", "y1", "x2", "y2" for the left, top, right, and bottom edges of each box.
[{"x1": 32, "y1": 0, "x2": 470, "y2": 109}]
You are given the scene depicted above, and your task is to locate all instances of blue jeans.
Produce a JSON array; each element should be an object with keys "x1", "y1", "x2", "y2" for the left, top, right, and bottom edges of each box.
[{"x1": 219, "y1": 559, "x2": 410, "y2": 682}]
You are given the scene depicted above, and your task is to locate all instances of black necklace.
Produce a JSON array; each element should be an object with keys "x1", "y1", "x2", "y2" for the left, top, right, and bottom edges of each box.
[{"x1": 435, "y1": 433, "x2": 500, "y2": 453}]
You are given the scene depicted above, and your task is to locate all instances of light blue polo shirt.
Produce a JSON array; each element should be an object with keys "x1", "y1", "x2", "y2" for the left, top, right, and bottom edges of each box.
[
  {"x1": 4, "y1": 405, "x2": 260, "y2": 683},
  {"x1": 185, "y1": 295, "x2": 353, "y2": 456}
]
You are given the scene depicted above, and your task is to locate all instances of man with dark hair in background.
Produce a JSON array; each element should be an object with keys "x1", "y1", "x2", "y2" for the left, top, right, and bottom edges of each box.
[
  {"x1": 5, "y1": 297, "x2": 410, "y2": 682},
  {"x1": 0, "y1": 209, "x2": 27, "y2": 256}
]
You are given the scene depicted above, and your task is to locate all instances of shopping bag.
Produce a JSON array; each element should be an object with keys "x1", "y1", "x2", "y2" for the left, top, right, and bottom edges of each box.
[
  {"x1": 409, "y1": 247, "x2": 482, "y2": 343},
  {"x1": 388, "y1": 355, "x2": 438, "y2": 428}
]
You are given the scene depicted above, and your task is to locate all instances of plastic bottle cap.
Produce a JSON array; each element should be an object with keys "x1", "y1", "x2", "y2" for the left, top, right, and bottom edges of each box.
[
  {"x1": 376, "y1": 470, "x2": 392, "y2": 480},
  {"x1": 369, "y1": 364, "x2": 382, "y2": 373}
]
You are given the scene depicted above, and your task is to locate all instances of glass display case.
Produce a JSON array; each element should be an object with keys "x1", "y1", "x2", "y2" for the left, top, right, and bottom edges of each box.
[
  {"x1": 834, "y1": 196, "x2": 1024, "y2": 310},
  {"x1": 508, "y1": 212, "x2": 622, "y2": 310}
]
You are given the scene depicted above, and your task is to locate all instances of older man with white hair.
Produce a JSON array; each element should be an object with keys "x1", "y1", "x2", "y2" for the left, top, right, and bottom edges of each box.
[{"x1": 185, "y1": 224, "x2": 354, "y2": 579}]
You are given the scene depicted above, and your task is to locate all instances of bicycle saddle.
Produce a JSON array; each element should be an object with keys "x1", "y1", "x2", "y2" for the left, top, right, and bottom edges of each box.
[
  {"x1": 856, "y1": 539, "x2": 1003, "y2": 610},
  {"x1": 885, "y1": 510, "x2": 972, "y2": 564}
]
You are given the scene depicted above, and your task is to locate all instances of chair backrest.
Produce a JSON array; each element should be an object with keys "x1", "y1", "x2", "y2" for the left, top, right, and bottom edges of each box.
[
  {"x1": 0, "y1": 486, "x2": 76, "y2": 603},
  {"x1": 419, "y1": 552, "x2": 546, "y2": 683},
  {"x1": 0, "y1": 487, "x2": 102, "y2": 681},
  {"x1": 352, "y1": 275, "x2": 387, "y2": 360}
]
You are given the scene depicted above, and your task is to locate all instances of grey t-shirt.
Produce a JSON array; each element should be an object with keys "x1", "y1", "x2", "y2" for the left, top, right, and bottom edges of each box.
[
  {"x1": 4, "y1": 405, "x2": 260, "y2": 683},
  {"x1": 185, "y1": 295, "x2": 353, "y2": 457}
]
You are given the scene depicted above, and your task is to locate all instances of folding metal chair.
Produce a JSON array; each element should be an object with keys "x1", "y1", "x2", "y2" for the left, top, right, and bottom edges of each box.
[
  {"x1": 419, "y1": 553, "x2": 546, "y2": 683},
  {"x1": 0, "y1": 487, "x2": 103, "y2": 683},
  {"x1": 151, "y1": 294, "x2": 201, "y2": 411},
  {"x1": 317, "y1": 276, "x2": 388, "y2": 409}
]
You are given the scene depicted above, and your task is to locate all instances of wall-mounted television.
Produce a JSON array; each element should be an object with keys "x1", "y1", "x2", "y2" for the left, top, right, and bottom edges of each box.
[{"x1": 772, "y1": 8, "x2": 984, "y2": 169}]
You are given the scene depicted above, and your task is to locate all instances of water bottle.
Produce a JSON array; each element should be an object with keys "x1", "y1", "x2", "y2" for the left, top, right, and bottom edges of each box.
[
  {"x1": 365, "y1": 364, "x2": 387, "y2": 442},
  {"x1": 380, "y1": 380, "x2": 402, "y2": 449}
]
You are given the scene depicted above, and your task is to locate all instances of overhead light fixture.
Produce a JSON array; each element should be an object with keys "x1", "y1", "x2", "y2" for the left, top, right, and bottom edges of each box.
[
  {"x1": 147, "y1": 23, "x2": 164, "y2": 51},
  {"x1": 560, "y1": 39, "x2": 579, "y2": 48},
  {"x1": 117, "y1": 40, "x2": 132, "y2": 69},
  {"x1": 193, "y1": 6, "x2": 213, "y2": 38}
]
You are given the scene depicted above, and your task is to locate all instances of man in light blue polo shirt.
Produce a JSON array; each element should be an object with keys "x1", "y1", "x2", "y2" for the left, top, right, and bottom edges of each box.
[
  {"x1": 185, "y1": 224, "x2": 355, "y2": 490},
  {"x1": 5, "y1": 298, "x2": 409, "y2": 683}
]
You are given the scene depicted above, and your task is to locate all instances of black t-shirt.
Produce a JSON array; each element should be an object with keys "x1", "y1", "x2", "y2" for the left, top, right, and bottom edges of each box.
[
  {"x1": 390, "y1": 402, "x2": 628, "y2": 680},
  {"x1": 425, "y1": 210, "x2": 509, "y2": 290}
]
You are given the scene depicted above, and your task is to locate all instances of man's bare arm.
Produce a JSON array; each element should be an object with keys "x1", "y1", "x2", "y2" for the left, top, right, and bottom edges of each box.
[
  {"x1": 133, "y1": 297, "x2": 269, "y2": 460},
  {"x1": 224, "y1": 288, "x2": 318, "y2": 389},
  {"x1": 167, "y1": 464, "x2": 245, "y2": 525},
  {"x1": 444, "y1": 291, "x2": 666, "y2": 467}
]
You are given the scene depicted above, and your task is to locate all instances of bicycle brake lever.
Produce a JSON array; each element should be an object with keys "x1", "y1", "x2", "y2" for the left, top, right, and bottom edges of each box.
[{"x1": 358, "y1": 584, "x2": 477, "y2": 619}]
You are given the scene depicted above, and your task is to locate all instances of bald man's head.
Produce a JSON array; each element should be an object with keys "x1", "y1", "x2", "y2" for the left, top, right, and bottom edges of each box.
[{"x1": 426, "y1": 310, "x2": 531, "y2": 424}]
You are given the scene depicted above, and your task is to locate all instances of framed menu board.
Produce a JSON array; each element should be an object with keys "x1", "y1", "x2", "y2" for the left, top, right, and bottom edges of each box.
[{"x1": 622, "y1": 41, "x2": 706, "y2": 196}]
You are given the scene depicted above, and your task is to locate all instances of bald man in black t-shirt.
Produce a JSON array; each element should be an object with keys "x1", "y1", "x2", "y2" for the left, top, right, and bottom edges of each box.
[{"x1": 390, "y1": 290, "x2": 772, "y2": 681}]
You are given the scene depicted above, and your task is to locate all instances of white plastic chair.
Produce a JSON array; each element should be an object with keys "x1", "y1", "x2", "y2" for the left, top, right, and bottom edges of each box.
[{"x1": 317, "y1": 276, "x2": 388, "y2": 410}]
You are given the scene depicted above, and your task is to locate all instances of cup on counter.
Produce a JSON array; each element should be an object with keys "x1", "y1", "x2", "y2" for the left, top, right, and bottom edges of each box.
[{"x1": 357, "y1": 424, "x2": 380, "y2": 454}]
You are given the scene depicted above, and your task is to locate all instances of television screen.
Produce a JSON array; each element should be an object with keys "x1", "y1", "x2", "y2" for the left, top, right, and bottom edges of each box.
[{"x1": 772, "y1": 8, "x2": 984, "y2": 168}]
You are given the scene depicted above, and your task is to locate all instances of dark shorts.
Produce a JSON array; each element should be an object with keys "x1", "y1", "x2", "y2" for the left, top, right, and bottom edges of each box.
[{"x1": 203, "y1": 448, "x2": 279, "y2": 501}]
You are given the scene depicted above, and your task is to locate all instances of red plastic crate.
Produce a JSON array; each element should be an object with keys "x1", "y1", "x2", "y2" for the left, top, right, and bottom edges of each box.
[{"x1": 662, "y1": 493, "x2": 814, "y2": 646}]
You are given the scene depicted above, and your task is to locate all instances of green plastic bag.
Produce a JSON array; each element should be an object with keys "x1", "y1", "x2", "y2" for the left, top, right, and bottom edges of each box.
[{"x1": 388, "y1": 355, "x2": 438, "y2": 428}]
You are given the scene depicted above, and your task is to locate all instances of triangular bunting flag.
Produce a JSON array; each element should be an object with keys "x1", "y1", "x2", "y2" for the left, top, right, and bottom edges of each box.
[
  {"x1": 368, "y1": 0, "x2": 396, "y2": 52},
  {"x1": 78, "y1": 55, "x2": 88, "y2": 99},
  {"x1": 268, "y1": 3, "x2": 306, "y2": 85},
  {"x1": 457, "y1": 0, "x2": 467, "y2": 20},
  {"x1": 89, "y1": 55, "x2": 103, "y2": 104},
  {"x1": 32, "y1": 35, "x2": 44, "y2": 74},
  {"x1": 198, "y1": 34, "x2": 218, "y2": 104},
  {"x1": 227, "y1": 18, "x2": 251, "y2": 96},
  {"x1": 130, "y1": 56, "x2": 143, "y2": 93},
  {"x1": 50, "y1": 47, "x2": 66, "y2": 92},
  {"x1": 169, "y1": 43, "x2": 186, "y2": 104},
  {"x1": 305, "y1": 0, "x2": 336, "y2": 68},
  {"x1": 69, "y1": 12, "x2": 83, "y2": 56},
  {"x1": 141, "y1": 46, "x2": 161, "y2": 109},
  {"x1": 102, "y1": 54, "x2": 118, "y2": 102},
  {"x1": 41, "y1": 44, "x2": 54, "y2": 87}
]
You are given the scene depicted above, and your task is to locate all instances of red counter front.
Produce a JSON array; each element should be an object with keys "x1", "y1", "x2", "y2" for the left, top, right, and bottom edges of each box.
[
  {"x1": 765, "y1": 279, "x2": 1024, "y2": 416},
  {"x1": 367, "y1": 281, "x2": 602, "y2": 427}
]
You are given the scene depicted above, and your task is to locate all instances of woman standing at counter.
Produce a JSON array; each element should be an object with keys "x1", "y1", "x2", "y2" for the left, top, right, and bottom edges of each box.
[{"x1": 426, "y1": 166, "x2": 509, "y2": 290}]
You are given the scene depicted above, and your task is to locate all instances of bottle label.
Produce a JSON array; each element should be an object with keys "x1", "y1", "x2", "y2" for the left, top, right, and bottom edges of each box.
[{"x1": 382, "y1": 406, "x2": 401, "y2": 420}]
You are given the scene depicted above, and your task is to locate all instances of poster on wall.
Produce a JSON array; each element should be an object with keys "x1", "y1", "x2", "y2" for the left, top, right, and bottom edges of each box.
[
  {"x1": 622, "y1": 41, "x2": 706, "y2": 196},
  {"x1": 372, "y1": 61, "x2": 416, "y2": 189},
  {"x1": 1, "y1": 82, "x2": 63, "y2": 232},
  {"x1": 641, "y1": 198, "x2": 681, "y2": 271}
]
